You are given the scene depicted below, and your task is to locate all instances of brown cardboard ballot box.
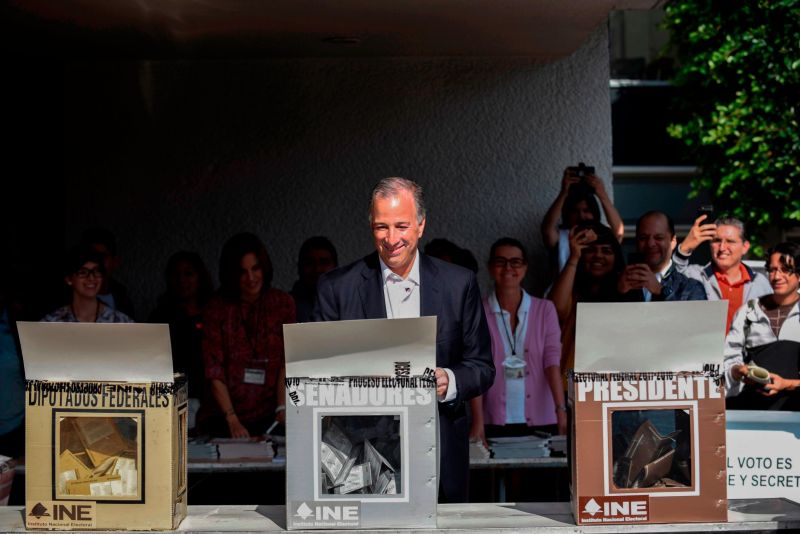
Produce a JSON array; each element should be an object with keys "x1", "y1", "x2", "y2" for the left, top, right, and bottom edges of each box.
[
  {"x1": 17, "y1": 322, "x2": 188, "y2": 531},
  {"x1": 568, "y1": 301, "x2": 729, "y2": 526}
]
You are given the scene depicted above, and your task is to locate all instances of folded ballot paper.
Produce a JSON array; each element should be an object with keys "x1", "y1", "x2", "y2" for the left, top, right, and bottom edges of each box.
[{"x1": 284, "y1": 317, "x2": 437, "y2": 530}]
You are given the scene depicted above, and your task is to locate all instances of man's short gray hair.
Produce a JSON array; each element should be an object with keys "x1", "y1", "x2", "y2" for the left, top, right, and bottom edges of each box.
[
  {"x1": 715, "y1": 217, "x2": 747, "y2": 241},
  {"x1": 369, "y1": 177, "x2": 426, "y2": 224}
]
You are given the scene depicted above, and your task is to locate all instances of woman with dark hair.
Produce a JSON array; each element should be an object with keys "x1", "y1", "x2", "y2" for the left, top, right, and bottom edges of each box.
[
  {"x1": 541, "y1": 167, "x2": 624, "y2": 273},
  {"x1": 42, "y1": 245, "x2": 133, "y2": 323},
  {"x1": 149, "y1": 251, "x2": 214, "y2": 399},
  {"x1": 469, "y1": 238, "x2": 565, "y2": 443},
  {"x1": 549, "y1": 223, "x2": 626, "y2": 380},
  {"x1": 201, "y1": 233, "x2": 295, "y2": 438},
  {"x1": 725, "y1": 242, "x2": 800, "y2": 410}
]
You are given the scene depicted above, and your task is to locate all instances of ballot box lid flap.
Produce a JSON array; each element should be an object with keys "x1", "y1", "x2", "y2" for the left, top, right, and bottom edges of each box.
[
  {"x1": 17, "y1": 322, "x2": 174, "y2": 383},
  {"x1": 284, "y1": 316, "x2": 437, "y2": 378},
  {"x1": 574, "y1": 301, "x2": 727, "y2": 373}
]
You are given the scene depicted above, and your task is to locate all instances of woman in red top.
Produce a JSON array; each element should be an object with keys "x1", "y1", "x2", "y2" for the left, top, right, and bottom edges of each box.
[{"x1": 202, "y1": 233, "x2": 296, "y2": 438}]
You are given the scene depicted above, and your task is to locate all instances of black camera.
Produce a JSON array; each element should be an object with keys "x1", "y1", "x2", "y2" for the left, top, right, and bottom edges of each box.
[{"x1": 568, "y1": 162, "x2": 595, "y2": 179}]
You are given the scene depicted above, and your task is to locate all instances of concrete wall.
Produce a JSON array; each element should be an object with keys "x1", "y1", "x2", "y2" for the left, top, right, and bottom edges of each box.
[{"x1": 62, "y1": 24, "x2": 613, "y2": 318}]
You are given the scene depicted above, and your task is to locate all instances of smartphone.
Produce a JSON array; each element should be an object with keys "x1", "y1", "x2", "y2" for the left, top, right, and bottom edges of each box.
[
  {"x1": 696, "y1": 205, "x2": 716, "y2": 224},
  {"x1": 627, "y1": 252, "x2": 645, "y2": 265}
]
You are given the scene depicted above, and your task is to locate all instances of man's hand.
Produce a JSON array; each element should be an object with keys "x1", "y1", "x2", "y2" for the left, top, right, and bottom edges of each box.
[
  {"x1": 435, "y1": 367, "x2": 449, "y2": 398},
  {"x1": 618, "y1": 265, "x2": 661, "y2": 295},
  {"x1": 679, "y1": 215, "x2": 717, "y2": 256},
  {"x1": 560, "y1": 168, "x2": 580, "y2": 194},
  {"x1": 226, "y1": 414, "x2": 250, "y2": 438}
]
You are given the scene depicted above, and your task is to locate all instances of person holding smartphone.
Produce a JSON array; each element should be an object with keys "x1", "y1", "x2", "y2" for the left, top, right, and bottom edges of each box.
[
  {"x1": 672, "y1": 211, "x2": 771, "y2": 332},
  {"x1": 540, "y1": 165, "x2": 624, "y2": 274},
  {"x1": 618, "y1": 211, "x2": 706, "y2": 302}
]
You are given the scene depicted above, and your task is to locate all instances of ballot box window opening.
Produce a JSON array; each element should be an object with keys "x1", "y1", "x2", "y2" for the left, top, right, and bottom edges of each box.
[
  {"x1": 313, "y1": 407, "x2": 409, "y2": 503},
  {"x1": 602, "y1": 401, "x2": 699, "y2": 497},
  {"x1": 53, "y1": 409, "x2": 145, "y2": 503}
]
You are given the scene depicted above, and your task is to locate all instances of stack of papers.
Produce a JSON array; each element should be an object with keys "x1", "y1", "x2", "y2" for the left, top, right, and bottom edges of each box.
[
  {"x1": 211, "y1": 437, "x2": 275, "y2": 460},
  {"x1": 488, "y1": 435, "x2": 551, "y2": 459},
  {"x1": 549, "y1": 435, "x2": 567, "y2": 455},
  {"x1": 187, "y1": 437, "x2": 218, "y2": 460}
]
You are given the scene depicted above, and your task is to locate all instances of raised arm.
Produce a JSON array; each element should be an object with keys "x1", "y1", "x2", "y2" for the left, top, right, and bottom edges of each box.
[
  {"x1": 549, "y1": 226, "x2": 593, "y2": 322},
  {"x1": 586, "y1": 175, "x2": 624, "y2": 243},
  {"x1": 541, "y1": 169, "x2": 580, "y2": 249}
]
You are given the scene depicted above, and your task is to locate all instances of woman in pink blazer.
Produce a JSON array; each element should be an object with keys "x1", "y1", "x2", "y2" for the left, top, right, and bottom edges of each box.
[{"x1": 470, "y1": 238, "x2": 566, "y2": 445}]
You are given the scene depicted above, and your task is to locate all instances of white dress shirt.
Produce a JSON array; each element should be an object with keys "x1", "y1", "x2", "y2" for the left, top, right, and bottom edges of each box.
[{"x1": 379, "y1": 251, "x2": 457, "y2": 402}]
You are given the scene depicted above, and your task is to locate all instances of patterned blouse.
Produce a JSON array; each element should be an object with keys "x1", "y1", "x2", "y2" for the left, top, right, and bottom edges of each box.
[
  {"x1": 203, "y1": 288, "x2": 296, "y2": 426},
  {"x1": 42, "y1": 303, "x2": 133, "y2": 323}
]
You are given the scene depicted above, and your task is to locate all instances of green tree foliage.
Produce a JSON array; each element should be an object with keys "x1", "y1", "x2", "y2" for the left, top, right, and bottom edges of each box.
[{"x1": 664, "y1": 0, "x2": 800, "y2": 253}]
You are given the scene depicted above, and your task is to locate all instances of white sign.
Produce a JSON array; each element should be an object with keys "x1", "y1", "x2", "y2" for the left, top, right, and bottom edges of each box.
[{"x1": 726, "y1": 411, "x2": 800, "y2": 503}]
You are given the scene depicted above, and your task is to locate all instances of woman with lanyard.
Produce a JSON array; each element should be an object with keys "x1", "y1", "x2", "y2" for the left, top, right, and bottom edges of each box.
[
  {"x1": 470, "y1": 238, "x2": 566, "y2": 446},
  {"x1": 201, "y1": 233, "x2": 295, "y2": 438}
]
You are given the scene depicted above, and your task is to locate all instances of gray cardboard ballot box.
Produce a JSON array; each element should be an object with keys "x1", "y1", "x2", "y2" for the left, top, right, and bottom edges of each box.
[{"x1": 283, "y1": 317, "x2": 438, "y2": 530}]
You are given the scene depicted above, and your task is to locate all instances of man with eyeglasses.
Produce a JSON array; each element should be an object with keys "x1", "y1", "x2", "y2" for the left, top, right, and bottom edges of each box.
[
  {"x1": 724, "y1": 242, "x2": 800, "y2": 410},
  {"x1": 314, "y1": 177, "x2": 494, "y2": 502},
  {"x1": 672, "y1": 216, "x2": 771, "y2": 332}
]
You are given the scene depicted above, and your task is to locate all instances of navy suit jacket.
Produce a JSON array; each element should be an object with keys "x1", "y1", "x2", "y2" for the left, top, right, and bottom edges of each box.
[{"x1": 313, "y1": 251, "x2": 494, "y2": 502}]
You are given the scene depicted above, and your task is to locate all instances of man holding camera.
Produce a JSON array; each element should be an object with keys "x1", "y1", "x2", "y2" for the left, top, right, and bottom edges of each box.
[{"x1": 673, "y1": 215, "x2": 771, "y2": 332}]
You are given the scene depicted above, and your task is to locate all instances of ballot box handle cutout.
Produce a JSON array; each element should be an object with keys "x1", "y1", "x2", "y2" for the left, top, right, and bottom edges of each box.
[
  {"x1": 53, "y1": 409, "x2": 145, "y2": 504},
  {"x1": 603, "y1": 403, "x2": 700, "y2": 497}
]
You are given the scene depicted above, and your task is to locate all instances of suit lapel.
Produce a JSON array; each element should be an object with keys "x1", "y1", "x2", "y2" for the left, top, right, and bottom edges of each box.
[
  {"x1": 359, "y1": 252, "x2": 387, "y2": 319},
  {"x1": 420, "y1": 253, "x2": 442, "y2": 318}
]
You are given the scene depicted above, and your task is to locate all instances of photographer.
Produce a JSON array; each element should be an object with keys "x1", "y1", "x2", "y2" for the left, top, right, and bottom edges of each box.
[{"x1": 541, "y1": 165, "x2": 624, "y2": 273}]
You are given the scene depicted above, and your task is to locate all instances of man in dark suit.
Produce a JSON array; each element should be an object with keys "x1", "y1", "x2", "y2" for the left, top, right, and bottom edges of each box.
[{"x1": 313, "y1": 177, "x2": 494, "y2": 503}]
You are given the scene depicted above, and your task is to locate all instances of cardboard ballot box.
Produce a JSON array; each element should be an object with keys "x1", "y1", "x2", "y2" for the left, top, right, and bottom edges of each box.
[
  {"x1": 17, "y1": 322, "x2": 188, "y2": 531},
  {"x1": 568, "y1": 301, "x2": 728, "y2": 526},
  {"x1": 283, "y1": 317, "x2": 438, "y2": 530}
]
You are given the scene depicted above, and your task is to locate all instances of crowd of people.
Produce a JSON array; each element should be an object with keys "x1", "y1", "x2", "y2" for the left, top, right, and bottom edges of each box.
[{"x1": 1, "y1": 171, "x2": 798, "y2": 479}]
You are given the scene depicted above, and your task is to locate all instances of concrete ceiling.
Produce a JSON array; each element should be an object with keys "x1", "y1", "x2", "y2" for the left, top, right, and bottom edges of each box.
[{"x1": 4, "y1": 0, "x2": 662, "y2": 59}]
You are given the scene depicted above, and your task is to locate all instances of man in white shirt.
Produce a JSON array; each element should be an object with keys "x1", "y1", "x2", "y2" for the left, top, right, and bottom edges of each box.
[{"x1": 314, "y1": 177, "x2": 494, "y2": 502}]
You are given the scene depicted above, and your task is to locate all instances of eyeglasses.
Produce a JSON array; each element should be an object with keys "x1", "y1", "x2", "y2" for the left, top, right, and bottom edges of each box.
[
  {"x1": 765, "y1": 266, "x2": 797, "y2": 276},
  {"x1": 489, "y1": 257, "x2": 526, "y2": 269},
  {"x1": 74, "y1": 268, "x2": 104, "y2": 279}
]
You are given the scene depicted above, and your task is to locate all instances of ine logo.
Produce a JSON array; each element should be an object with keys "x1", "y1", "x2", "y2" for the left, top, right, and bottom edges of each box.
[
  {"x1": 292, "y1": 501, "x2": 360, "y2": 526},
  {"x1": 26, "y1": 501, "x2": 96, "y2": 526},
  {"x1": 295, "y1": 502, "x2": 314, "y2": 520},
  {"x1": 578, "y1": 496, "x2": 649, "y2": 523},
  {"x1": 28, "y1": 503, "x2": 50, "y2": 519},
  {"x1": 583, "y1": 498, "x2": 602, "y2": 516}
]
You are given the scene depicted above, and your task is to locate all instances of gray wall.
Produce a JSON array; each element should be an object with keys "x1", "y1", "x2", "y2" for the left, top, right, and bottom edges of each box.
[{"x1": 63, "y1": 24, "x2": 613, "y2": 318}]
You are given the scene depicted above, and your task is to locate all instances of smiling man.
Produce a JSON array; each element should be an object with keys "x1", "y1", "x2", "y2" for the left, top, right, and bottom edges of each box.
[
  {"x1": 672, "y1": 216, "x2": 772, "y2": 332},
  {"x1": 618, "y1": 210, "x2": 706, "y2": 302},
  {"x1": 313, "y1": 177, "x2": 494, "y2": 503}
]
